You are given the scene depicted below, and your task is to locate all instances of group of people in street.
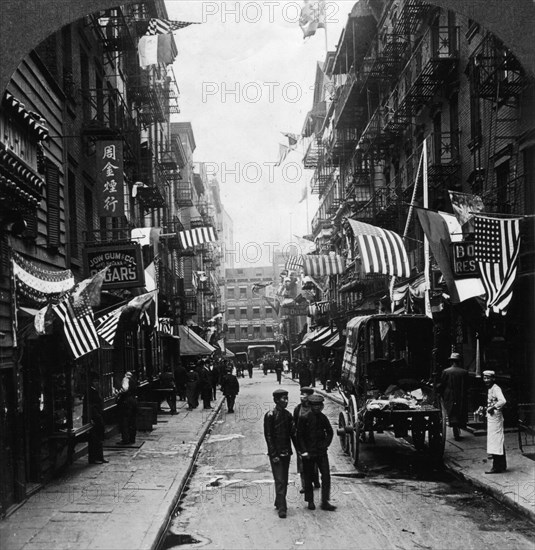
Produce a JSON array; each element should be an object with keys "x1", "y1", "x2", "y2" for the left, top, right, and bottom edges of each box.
[
  {"x1": 263, "y1": 386, "x2": 336, "y2": 519},
  {"x1": 438, "y1": 351, "x2": 507, "y2": 474},
  {"x1": 294, "y1": 354, "x2": 340, "y2": 392}
]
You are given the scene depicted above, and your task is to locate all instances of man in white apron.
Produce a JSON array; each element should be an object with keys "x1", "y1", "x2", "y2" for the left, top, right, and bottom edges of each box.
[{"x1": 483, "y1": 370, "x2": 507, "y2": 474}]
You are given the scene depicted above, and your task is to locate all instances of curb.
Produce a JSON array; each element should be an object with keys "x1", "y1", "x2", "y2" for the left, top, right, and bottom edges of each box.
[
  {"x1": 148, "y1": 396, "x2": 225, "y2": 550},
  {"x1": 443, "y1": 458, "x2": 535, "y2": 524}
]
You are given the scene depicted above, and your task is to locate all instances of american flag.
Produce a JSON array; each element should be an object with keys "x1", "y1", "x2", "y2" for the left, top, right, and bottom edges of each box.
[
  {"x1": 53, "y1": 297, "x2": 100, "y2": 359},
  {"x1": 285, "y1": 255, "x2": 303, "y2": 271},
  {"x1": 95, "y1": 305, "x2": 125, "y2": 346},
  {"x1": 474, "y1": 215, "x2": 521, "y2": 315},
  {"x1": 347, "y1": 219, "x2": 410, "y2": 278},
  {"x1": 178, "y1": 226, "x2": 217, "y2": 249},
  {"x1": 145, "y1": 18, "x2": 199, "y2": 35}
]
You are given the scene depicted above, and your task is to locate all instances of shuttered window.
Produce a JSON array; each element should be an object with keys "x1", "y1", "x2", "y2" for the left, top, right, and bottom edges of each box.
[{"x1": 46, "y1": 160, "x2": 60, "y2": 250}]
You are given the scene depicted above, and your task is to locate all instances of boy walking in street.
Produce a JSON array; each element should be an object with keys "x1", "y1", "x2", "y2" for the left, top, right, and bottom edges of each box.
[
  {"x1": 220, "y1": 367, "x2": 240, "y2": 413},
  {"x1": 263, "y1": 389, "x2": 297, "y2": 519},
  {"x1": 298, "y1": 394, "x2": 336, "y2": 511}
]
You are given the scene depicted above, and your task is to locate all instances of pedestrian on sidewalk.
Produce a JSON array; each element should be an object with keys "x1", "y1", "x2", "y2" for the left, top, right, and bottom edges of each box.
[
  {"x1": 198, "y1": 360, "x2": 213, "y2": 410},
  {"x1": 263, "y1": 389, "x2": 297, "y2": 519},
  {"x1": 116, "y1": 371, "x2": 138, "y2": 445},
  {"x1": 274, "y1": 359, "x2": 283, "y2": 384},
  {"x1": 297, "y1": 394, "x2": 336, "y2": 512},
  {"x1": 438, "y1": 352, "x2": 468, "y2": 441},
  {"x1": 83, "y1": 372, "x2": 108, "y2": 464},
  {"x1": 481, "y1": 370, "x2": 507, "y2": 474},
  {"x1": 221, "y1": 367, "x2": 240, "y2": 413},
  {"x1": 293, "y1": 387, "x2": 320, "y2": 493},
  {"x1": 246, "y1": 360, "x2": 253, "y2": 378},
  {"x1": 174, "y1": 363, "x2": 187, "y2": 401},
  {"x1": 298, "y1": 361, "x2": 312, "y2": 388},
  {"x1": 158, "y1": 366, "x2": 177, "y2": 415},
  {"x1": 185, "y1": 366, "x2": 199, "y2": 410}
]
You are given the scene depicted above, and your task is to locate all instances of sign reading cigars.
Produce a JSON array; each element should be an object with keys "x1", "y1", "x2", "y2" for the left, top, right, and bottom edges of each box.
[{"x1": 83, "y1": 244, "x2": 144, "y2": 289}]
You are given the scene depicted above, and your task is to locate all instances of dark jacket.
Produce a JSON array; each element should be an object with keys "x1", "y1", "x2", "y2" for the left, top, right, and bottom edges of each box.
[
  {"x1": 438, "y1": 365, "x2": 469, "y2": 426},
  {"x1": 263, "y1": 407, "x2": 297, "y2": 459},
  {"x1": 297, "y1": 410, "x2": 333, "y2": 456},
  {"x1": 221, "y1": 373, "x2": 240, "y2": 396}
]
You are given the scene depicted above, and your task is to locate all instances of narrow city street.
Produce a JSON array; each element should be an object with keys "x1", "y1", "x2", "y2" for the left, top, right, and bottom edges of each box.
[{"x1": 160, "y1": 372, "x2": 535, "y2": 550}]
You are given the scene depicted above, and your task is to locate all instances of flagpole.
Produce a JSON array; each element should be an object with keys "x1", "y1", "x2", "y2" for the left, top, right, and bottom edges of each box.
[{"x1": 423, "y1": 138, "x2": 432, "y2": 319}]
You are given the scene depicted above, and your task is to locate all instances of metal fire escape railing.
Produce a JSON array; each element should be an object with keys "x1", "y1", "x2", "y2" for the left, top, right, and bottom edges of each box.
[
  {"x1": 128, "y1": 69, "x2": 168, "y2": 125},
  {"x1": 89, "y1": 9, "x2": 137, "y2": 53},
  {"x1": 427, "y1": 130, "x2": 460, "y2": 187},
  {"x1": 392, "y1": 0, "x2": 436, "y2": 36},
  {"x1": 303, "y1": 136, "x2": 324, "y2": 170},
  {"x1": 471, "y1": 33, "x2": 527, "y2": 103},
  {"x1": 384, "y1": 26, "x2": 460, "y2": 134},
  {"x1": 81, "y1": 87, "x2": 139, "y2": 165}
]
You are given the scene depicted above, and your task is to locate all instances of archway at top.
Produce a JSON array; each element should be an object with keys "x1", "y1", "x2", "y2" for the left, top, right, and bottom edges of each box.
[{"x1": 0, "y1": 0, "x2": 534, "y2": 94}]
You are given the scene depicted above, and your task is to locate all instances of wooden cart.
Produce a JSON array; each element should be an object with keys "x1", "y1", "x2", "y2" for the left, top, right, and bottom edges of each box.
[{"x1": 337, "y1": 314, "x2": 446, "y2": 466}]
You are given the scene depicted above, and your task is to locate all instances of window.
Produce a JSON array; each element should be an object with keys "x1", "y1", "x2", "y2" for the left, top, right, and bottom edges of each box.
[
  {"x1": 68, "y1": 169, "x2": 78, "y2": 259},
  {"x1": 227, "y1": 307, "x2": 235, "y2": 319},
  {"x1": 240, "y1": 326, "x2": 248, "y2": 340},
  {"x1": 266, "y1": 325, "x2": 273, "y2": 336},
  {"x1": 253, "y1": 306, "x2": 260, "y2": 319},
  {"x1": 265, "y1": 306, "x2": 272, "y2": 317},
  {"x1": 253, "y1": 326, "x2": 260, "y2": 339},
  {"x1": 227, "y1": 287, "x2": 235, "y2": 299},
  {"x1": 228, "y1": 327, "x2": 235, "y2": 340},
  {"x1": 240, "y1": 307, "x2": 247, "y2": 319},
  {"x1": 237, "y1": 269, "x2": 243, "y2": 274},
  {"x1": 46, "y1": 160, "x2": 60, "y2": 250},
  {"x1": 239, "y1": 286, "x2": 247, "y2": 298}
]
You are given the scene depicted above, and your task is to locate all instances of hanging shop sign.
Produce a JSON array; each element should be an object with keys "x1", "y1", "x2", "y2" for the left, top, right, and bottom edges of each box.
[
  {"x1": 281, "y1": 303, "x2": 309, "y2": 316},
  {"x1": 451, "y1": 241, "x2": 479, "y2": 278},
  {"x1": 96, "y1": 140, "x2": 124, "y2": 218},
  {"x1": 84, "y1": 243, "x2": 143, "y2": 289}
]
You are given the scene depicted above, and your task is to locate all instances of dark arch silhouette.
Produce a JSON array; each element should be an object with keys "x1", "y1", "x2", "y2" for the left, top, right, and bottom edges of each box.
[{"x1": 0, "y1": 0, "x2": 534, "y2": 94}]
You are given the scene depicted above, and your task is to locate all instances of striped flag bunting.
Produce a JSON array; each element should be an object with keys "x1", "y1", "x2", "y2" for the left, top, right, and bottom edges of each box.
[
  {"x1": 302, "y1": 255, "x2": 346, "y2": 276},
  {"x1": 145, "y1": 18, "x2": 199, "y2": 35},
  {"x1": 158, "y1": 317, "x2": 173, "y2": 335},
  {"x1": 285, "y1": 255, "x2": 303, "y2": 271},
  {"x1": 53, "y1": 298, "x2": 99, "y2": 359},
  {"x1": 474, "y1": 215, "x2": 521, "y2": 316},
  {"x1": 347, "y1": 219, "x2": 410, "y2": 278},
  {"x1": 178, "y1": 226, "x2": 217, "y2": 249}
]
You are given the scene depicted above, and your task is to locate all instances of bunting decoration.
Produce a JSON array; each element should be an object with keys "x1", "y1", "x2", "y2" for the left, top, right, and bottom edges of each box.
[
  {"x1": 158, "y1": 317, "x2": 173, "y2": 335},
  {"x1": 145, "y1": 18, "x2": 199, "y2": 35},
  {"x1": 95, "y1": 305, "x2": 124, "y2": 346},
  {"x1": 347, "y1": 219, "x2": 410, "y2": 278},
  {"x1": 285, "y1": 255, "x2": 304, "y2": 272},
  {"x1": 275, "y1": 144, "x2": 291, "y2": 167},
  {"x1": 178, "y1": 226, "x2": 217, "y2": 249},
  {"x1": 12, "y1": 251, "x2": 74, "y2": 305},
  {"x1": 474, "y1": 215, "x2": 521, "y2": 316},
  {"x1": 302, "y1": 255, "x2": 345, "y2": 276}
]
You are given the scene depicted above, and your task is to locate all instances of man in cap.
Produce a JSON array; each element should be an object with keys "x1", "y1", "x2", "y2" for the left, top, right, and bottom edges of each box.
[
  {"x1": 220, "y1": 365, "x2": 240, "y2": 413},
  {"x1": 263, "y1": 389, "x2": 297, "y2": 519},
  {"x1": 438, "y1": 352, "x2": 469, "y2": 441},
  {"x1": 297, "y1": 394, "x2": 336, "y2": 511},
  {"x1": 481, "y1": 370, "x2": 507, "y2": 474},
  {"x1": 293, "y1": 387, "x2": 320, "y2": 493}
]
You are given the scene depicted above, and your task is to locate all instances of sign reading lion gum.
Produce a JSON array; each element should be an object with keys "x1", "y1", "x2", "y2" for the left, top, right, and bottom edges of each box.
[{"x1": 84, "y1": 244, "x2": 144, "y2": 289}]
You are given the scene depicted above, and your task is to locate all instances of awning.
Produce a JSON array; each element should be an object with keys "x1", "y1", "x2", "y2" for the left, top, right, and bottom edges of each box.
[
  {"x1": 323, "y1": 332, "x2": 341, "y2": 348},
  {"x1": 224, "y1": 349, "x2": 235, "y2": 358},
  {"x1": 303, "y1": 255, "x2": 346, "y2": 277},
  {"x1": 178, "y1": 325, "x2": 215, "y2": 356},
  {"x1": 311, "y1": 327, "x2": 336, "y2": 344},
  {"x1": 300, "y1": 326, "x2": 331, "y2": 345}
]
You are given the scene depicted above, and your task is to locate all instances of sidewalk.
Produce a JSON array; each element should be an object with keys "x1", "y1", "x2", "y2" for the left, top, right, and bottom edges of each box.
[
  {"x1": 296, "y1": 378, "x2": 535, "y2": 523},
  {"x1": 0, "y1": 396, "x2": 225, "y2": 550}
]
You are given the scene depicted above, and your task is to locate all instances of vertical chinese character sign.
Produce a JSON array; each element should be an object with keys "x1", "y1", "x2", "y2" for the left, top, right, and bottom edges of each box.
[{"x1": 97, "y1": 140, "x2": 124, "y2": 218}]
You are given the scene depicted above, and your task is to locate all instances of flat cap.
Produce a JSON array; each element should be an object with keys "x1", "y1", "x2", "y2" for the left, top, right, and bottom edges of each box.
[
  {"x1": 449, "y1": 352, "x2": 461, "y2": 361},
  {"x1": 482, "y1": 370, "x2": 496, "y2": 377},
  {"x1": 273, "y1": 389, "x2": 289, "y2": 398},
  {"x1": 308, "y1": 394, "x2": 324, "y2": 404},
  {"x1": 300, "y1": 387, "x2": 315, "y2": 395}
]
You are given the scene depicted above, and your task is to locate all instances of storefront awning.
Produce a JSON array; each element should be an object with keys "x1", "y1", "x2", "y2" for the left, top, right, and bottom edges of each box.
[
  {"x1": 178, "y1": 325, "x2": 215, "y2": 356},
  {"x1": 323, "y1": 332, "x2": 341, "y2": 348},
  {"x1": 310, "y1": 326, "x2": 336, "y2": 344},
  {"x1": 300, "y1": 326, "x2": 331, "y2": 345}
]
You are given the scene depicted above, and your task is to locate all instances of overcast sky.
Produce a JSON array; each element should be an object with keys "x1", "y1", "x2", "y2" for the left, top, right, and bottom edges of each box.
[{"x1": 165, "y1": 0, "x2": 353, "y2": 266}]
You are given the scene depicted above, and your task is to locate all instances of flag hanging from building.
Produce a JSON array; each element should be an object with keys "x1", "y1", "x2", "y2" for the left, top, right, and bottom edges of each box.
[
  {"x1": 95, "y1": 305, "x2": 124, "y2": 346},
  {"x1": 178, "y1": 226, "x2": 217, "y2": 249},
  {"x1": 474, "y1": 215, "x2": 522, "y2": 316},
  {"x1": 347, "y1": 218, "x2": 410, "y2": 278},
  {"x1": 281, "y1": 132, "x2": 299, "y2": 149},
  {"x1": 448, "y1": 191, "x2": 485, "y2": 234},
  {"x1": 53, "y1": 297, "x2": 99, "y2": 359},
  {"x1": 145, "y1": 18, "x2": 199, "y2": 35},
  {"x1": 252, "y1": 282, "x2": 273, "y2": 296},
  {"x1": 299, "y1": 0, "x2": 326, "y2": 39},
  {"x1": 275, "y1": 144, "x2": 291, "y2": 167},
  {"x1": 302, "y1": 255, "x2": 345, "y2": 276}
]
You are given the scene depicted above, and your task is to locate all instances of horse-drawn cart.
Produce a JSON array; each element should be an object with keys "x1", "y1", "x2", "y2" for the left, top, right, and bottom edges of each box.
[{"x1": 337, "y1": 314, "x2": 446, "y2": 466}]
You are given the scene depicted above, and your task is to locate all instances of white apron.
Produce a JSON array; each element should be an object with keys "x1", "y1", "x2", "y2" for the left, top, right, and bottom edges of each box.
[{"x1": 486, "y1": 384, "x2": 506, "y2": 455}]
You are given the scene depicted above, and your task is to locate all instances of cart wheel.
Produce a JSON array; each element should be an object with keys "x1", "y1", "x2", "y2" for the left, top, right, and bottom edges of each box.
[
  {"x1": 338, "y1": 412, "x2": 350, "y2": 455},
  {"x1": 411, "y1": 416, "x2": 426, "y2": 450},
  {"x1": 429, "y1": 399, "x2": 447, "y2": 459}
]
